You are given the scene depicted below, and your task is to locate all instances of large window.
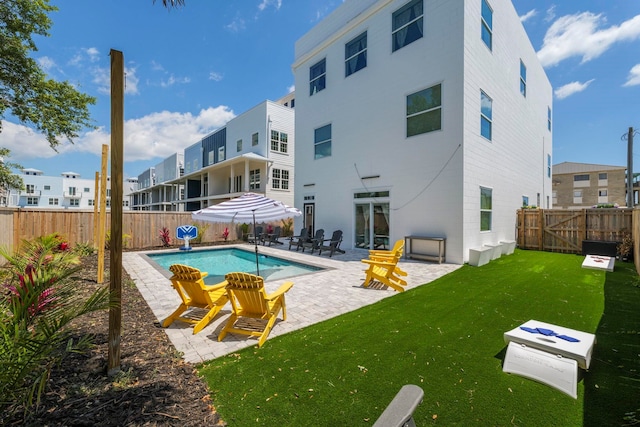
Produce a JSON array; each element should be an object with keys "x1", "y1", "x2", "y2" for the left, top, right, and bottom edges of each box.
[
  {"x1": 309, "y1": 59, "x2": 326, "y2": 96},
  {"x1": 27, "y1": 197, "x2": 38, "y2": 206},
  {"x1": 392, "y1": 0, "x2": 423, "y2": 52},
  {"x1": 236, "y1": 139, "x2": 242, "y2": 152},
  {"x1": 480, "y1": 187, "x2": 492, "y2": 231},
  {"x1": 49, "y1": 198, "x2": 58, "y2": 206},
  {"x1": 270, "y1": 130, "x2": 288, "y2": 153},
  {"x1": 272, "y1": 169, "x2": 289, "y2": 190},
  {"x1": 314, "y1": 124, "x2": 332, "y2": 159},
  {"x1": 26, "y1": 184, "x2": 35, "y2": 194},
  {"x1": 249, "y1": 169, "x2": 260, "y2": 190},
  {"x1": 574, "y1": 174, "x2": 590, "y2": 182},
  {"x1": 481, "y1": 0, "x2": 493, "y2": 50},
  {"x1": 480, "y1": 90, "x2": 492, "y2": 140},
  {"x1": 520, "y1": 60, "x2": 527, "y2": 97},
  {"x1": 252, "y1": 132, "x2": 259, "y2": 146},
  {"x1": 406, "y1": 84, "x2": 442, "y2": 137},
  {"x1": 345, "y1": 32, "x2": 367, "y2": 77}
]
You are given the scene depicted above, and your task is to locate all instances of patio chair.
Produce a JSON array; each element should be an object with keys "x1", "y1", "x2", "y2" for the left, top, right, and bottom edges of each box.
[
  {"x1": 288, "y1": 228, "x2": 308, "y2": 251},
  {"x1": 372, "y1": 384, "x2": 424, "y2": 427},
  {"x1": 367, "y1": 239, "x2": 407, "y2": 277},
  {"x1": 301, "y1": 229, "x2": 324, "y2": 254},
  {"x1": 218, "y1": 272, "x2": 294, "y2": 348},
  {"x1": 318, "y1": 229, "x2": 345, "y2": 257},
  {"x1": 265, "y1": 226, "x2": 283, "y2": 246},
  {"x1": 361, "y1": 240, "x2": 408, "y2": 292},
  {"x1": 162, "y1": 264, "x2": 229, "y2": 334},
  {"x1": 248, "y1": 225, "x2": 263, "y2": 244}
]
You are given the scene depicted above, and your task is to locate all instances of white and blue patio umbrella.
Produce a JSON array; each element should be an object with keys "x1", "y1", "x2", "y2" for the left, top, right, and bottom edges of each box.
[{"x1": 191, "y1": 192, "x2": 301, "y2": 276}]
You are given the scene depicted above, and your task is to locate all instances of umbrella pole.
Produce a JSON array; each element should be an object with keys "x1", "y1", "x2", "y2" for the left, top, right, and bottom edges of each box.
[{"x1": 253, "y1": 211, "x2": 260, "y2": 276}]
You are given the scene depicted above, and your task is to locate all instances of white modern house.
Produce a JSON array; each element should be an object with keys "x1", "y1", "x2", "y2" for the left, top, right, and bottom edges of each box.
[
  {"x1": 130, "y1": 97, "x2": 295, "y2": 211},
  {"x1": 292, "y1": 0, "x2": 552, "y2": 263},
  {"x1": 4, "y1": 168, "x2": 136, "y2": 210}
]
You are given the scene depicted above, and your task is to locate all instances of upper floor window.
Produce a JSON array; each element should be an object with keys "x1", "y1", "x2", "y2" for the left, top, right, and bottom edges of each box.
[
  {"x1": 309, "y1": 59, "x2": 326, "y2": 96},
  {"x1": 574, "y1": 174, "x2": 590, "y2": 182},
  {"x1": 392, "y1": 0, "x2": 423, "y2": 52},
  {"x1": 520, "y1": 60, "x2": 527, "y2": 97},
  {"x1": 599, "y1": 173, "x2": 608, "y2": 180},
  {"x1": 26, "y1": 184, "x2": 35, "y2": 194},
  {"x1": 480, "y1": 187, "x2": 492, "y2": 231},
  {"x1": 345, "y1": 32, "x2": 367, "y2": 77},
  {"x1": 252, "y1": 132, "x2": 259, "y2": 146},
  {"x1": 44, "y1": 185, "x2": 51, "y2": 190},
  {"x1": 481, "y1": 0, "x2": 493, "y2": 50},
  {"x1": 237, "y1": 139, "x2": 242, "y2": 152},
  {"x1": 547, "y1": 154, "x2": 551, "y2": 178},
  {"x1": 547, "y1": 107, "x2": 552, "y2": 131},
  {"x1": 270, "y1": 130, "x2": 288, "y2": 153},
  {"x1": 272, "y1": 169, "x2": 290, "y2": 190},
  {"x1": 522, "y1": 196, "x2": 529, "y2": 207},
  {"x1": 84, "y1": 187, "x2": 90, "y2": 192},
  {"x1": 314, "y1": 124, "x2": 332, "y2": 160},
  {"x1": 407, "y1": 83, "x2": 442, "y2": 137},
  {"x1": 480, "y1": 90, "x2": 493, "y2": 141}
]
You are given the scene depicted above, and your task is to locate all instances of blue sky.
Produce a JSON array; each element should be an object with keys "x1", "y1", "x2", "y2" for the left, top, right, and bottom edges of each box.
[{"x1": 1, "y1": 0, "x2": 639, "y2": 180}]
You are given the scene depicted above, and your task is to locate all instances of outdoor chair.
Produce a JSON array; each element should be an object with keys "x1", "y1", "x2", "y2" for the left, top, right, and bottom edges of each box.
[
  {"x1": 162, "y1": 264, "x2": 229, "y2": 334},
  {"x1": 361, "y1": 240, "x2": 408, "y2": 292},
  {"x1": 248, "y1": 225, "x2": 263, "y2": 244},
  {"x1": 301, "y1": 229, "x2": 324, "y2": 254},
  {"x1": 265, "y1": 226, "x2": 283, "y2": 246},
  {"x1": 372, "y1": 384, "x2": 424, "y2": 427},
  {"x1": 367, "y1": 239, "x2": 408, "y2": 277},
  {"x1": 218, "y1": 272, "x2": 294, "y2": 348},
  {"x1": 318, "y1": 229, "x2": 345, "y2": 257},
  {"x1": 288, "y1": 228, "x2": 308, "y2": 251}
]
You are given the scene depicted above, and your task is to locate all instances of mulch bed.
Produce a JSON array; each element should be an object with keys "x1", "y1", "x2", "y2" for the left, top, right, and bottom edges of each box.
[{"x1": 3, "y1": 250, "x2": 227, "y2": 427}]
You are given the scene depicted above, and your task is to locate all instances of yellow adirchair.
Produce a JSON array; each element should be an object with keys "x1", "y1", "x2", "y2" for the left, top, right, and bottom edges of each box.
[
  {"x1": 362, "y1": 239, "x2": 408, "y2": 292},
  {"x1": 162, "y1": 264, "x2": 229, "y2": 334},
  {"x1": 218, "y1": 272, "x2": 293, "y2": 348}
]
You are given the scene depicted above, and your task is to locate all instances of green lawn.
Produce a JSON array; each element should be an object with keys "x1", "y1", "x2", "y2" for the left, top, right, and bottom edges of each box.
[{"x1": 198, "y1": 250, "x2": 640, "y2": 426}]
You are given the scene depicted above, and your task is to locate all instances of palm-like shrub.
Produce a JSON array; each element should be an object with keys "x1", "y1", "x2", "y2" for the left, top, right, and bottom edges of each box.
[{"x1": 0, "y1": 234, "x2": 111, "y2": 414}]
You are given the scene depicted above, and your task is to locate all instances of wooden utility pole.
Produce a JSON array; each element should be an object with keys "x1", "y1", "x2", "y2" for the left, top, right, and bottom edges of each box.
[
  {"x1": 108, "y1": 49, "x2": 124, "y2": 376},
  {"x1": 627, "y1": 127, "x2": 634, "y2": 207},
  {"x1": 97, "y1": 145, "x2": 108, "y2": 284}
]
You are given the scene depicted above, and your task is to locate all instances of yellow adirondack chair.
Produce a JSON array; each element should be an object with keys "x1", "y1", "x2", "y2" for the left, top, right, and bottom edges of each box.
[
  {"x1": 162, "y1": 264, "x2": 229, "y2": 334},
  {"x1": 218, "y1": 272, "x2": 293, "y2": 348},
  {"x1": 362, "y1": 240, "x2": 408, "y2": 292}
]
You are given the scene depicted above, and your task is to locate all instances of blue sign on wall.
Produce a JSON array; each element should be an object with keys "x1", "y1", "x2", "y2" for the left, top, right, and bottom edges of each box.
[{"x1": 176, "y1": 225, "x2": 198, "y2": 240}]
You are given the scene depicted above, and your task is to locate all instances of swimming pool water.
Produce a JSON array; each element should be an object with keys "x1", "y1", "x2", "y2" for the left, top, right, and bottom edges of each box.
[{"x1": 145, "y1": 247, "x2": 323, "y2": 284}]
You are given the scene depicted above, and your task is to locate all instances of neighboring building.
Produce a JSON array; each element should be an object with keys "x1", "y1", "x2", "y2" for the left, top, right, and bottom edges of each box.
[
  {"x1": 552, "y1": 162, "x2": 627, "y2": 209},
  {"x1": 129, "y1": 96, "x2": 295, "y2": 211},
  {"x1": 4, "y1": 168, "x2": 136, "y2": 210},
  {"x1": 292, "y1": 0, "x2": 552, "y2": 264}
]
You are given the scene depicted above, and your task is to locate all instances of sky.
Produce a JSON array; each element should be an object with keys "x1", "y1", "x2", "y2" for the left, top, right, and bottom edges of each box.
[{"x1": 1, "y1": 0, "x2": 639, "y2": 180}]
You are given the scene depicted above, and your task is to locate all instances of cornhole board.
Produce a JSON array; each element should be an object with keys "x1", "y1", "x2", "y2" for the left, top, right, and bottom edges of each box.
[
  {"x1": 581, "y1": 254, "x2": 614, "y2": 272},
  {"x1": 503, "y1": 320, "x2": 596, "y2": 399}
]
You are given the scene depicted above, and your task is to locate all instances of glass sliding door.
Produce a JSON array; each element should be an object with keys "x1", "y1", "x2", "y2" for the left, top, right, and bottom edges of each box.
[{"x1": 354, "y1": 191, "x2": 390, "y2": 250}]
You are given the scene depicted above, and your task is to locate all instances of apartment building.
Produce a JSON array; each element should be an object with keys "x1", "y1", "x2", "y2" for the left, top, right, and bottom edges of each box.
[
  {"x1": 130, "y1": 97, "x2": 295, "y2": 211},
  {"x1": 292, "y1": 0, "x2": 552, "y2": 263},
  {"x1": 552, "y1": 162, "x2": 627, "y2": 209}
]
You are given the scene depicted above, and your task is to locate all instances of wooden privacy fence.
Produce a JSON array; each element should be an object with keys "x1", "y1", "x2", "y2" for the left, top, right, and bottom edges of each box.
[
  {"x1": 516, "y1": 208, "x2": 633, "y2": 254},
  {"x1": 0, "y1": 208, "x2": 244, "y2": 253}
]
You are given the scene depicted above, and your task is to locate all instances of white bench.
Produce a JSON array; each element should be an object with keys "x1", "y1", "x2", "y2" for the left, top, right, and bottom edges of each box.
[
  {"x1": 468, "y1": 246, "x2": 493, "y2": 266},
  {"x1": 485, "y1": 244, "x2": 502, "y2": 260},
  {"x1": 500, "y1": 240, "x2": 516, "y2": 255}
]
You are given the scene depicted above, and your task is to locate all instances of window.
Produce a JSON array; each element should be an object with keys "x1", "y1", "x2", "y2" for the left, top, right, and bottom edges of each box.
[
  {"x1": 574, "y1": 174, "x2": 589, "y2": 182},
  {"x1": 26, "y1": 184, "x2": 35, "y2": 194},
  {"x1": 520, "y1": 60, "x2": 527, "y2": 97},
  {"x1": 547, "y1": 154, "x2": 551, "y2": 178},
  {"x1": 272, "y1": 169, "x2": 289, "y2": 190},
  {"x1": 481, "y1": 0, "x2": 493, "y2": 50},
  {"x1": 27, "y1": 197, "x2": 38, "y2": 206},
  {"x1": 392, "y1": 0, "x2": 423, "y2": 52},
  {"x1": 599, "y1": 190, "x2": 608, "y2": 197},
  {"x1": 270, "y1": 130, "x2": 288, "y2": 153},
  {"x1": 44, "y1": 185, "x2": 51, "y2": 190},
  {"x1": 249, "y1": 169, "x2": 261, "y2": 190},
  {"x1": 84, "y1": 187, "x2": 90, "y2": 192},
  {"x1": 70, "y1": 199, "x2": 80, "y2": 207},
  {"x1": 345, "y1": 32, "x2": 367, "y2": 77},
  {"x1": 480, "y1": 187, "x2": 492, "y2": 231},
  {"x1": 522, "y1": 196, "x2": 529, "y2": 207},
  {"x1": 237, "y1": 139, "x2": 242, "y2": 152},
  {"x1": 48, "y1": 198, "x2": 58, "y2": 206},
  {"x1": 314, "y1": 124, "x2": 332, "y2": 159},
  {"x1": 88, "y1": 199, "x2": 94, "y2": 206},
  {"x1": 599, "y1": 173, "x2": 607, "y2": 180},
  {"x1": 547, "y1": 107, "x2": 552, "y2": 131},
  {"x1": 68, "y1": 187, "x2": 77, "y2": 196},
  {"x1": 252, "y1": 132, "x2": 259, "y2": 146},
  {"x1": 480, "y1": 90, "x2": 492, "y2": 140},
  {"x1": 309, "y1": 59, "x2": 326, "y2": 96},
  {"x1": 406, "y1": 84, "x2": 442, "y2": 137}
]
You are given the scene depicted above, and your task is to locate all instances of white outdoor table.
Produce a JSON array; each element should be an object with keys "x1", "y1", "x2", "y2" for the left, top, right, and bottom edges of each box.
[
  {"x1": 581, "y1": 254, "x2": 614, "y2": 272},
  {"x1": 503, "y1": 320, "x2": 596, "y2": 398}
]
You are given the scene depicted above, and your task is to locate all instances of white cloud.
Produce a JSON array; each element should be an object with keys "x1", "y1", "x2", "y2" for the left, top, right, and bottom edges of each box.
[
  {"x1": 85, "y1": 47, "x2": 100, "y2": 62},
  {"x1": 160, "y1": 74, "x2": 191, "y2": 88},
  {"x1": 623, "y1": 63, "x2": 640, "y2": 87},
  {"x1": 1, "y1": 106, "x2": 236, "y2": 164},
  {"x1": 287, "y1": 84, "x2": 295, "y2": 93},
  {"x1": 545, "y1": 5, "x2": 556, "y2": 23},
  {"x1": 209, "y1": 71, "x2": 223, "y2": 82},
  {"x1": 37, "y1": 56, "x2": 57, "y2": 72},
  {"x1": 554, "y1": 79, "x2": 595, "y2": 100},
  {"x1": 520, "y1": 9, "x2": 537, "y2": 23},
  {"x1": 538, "y1": 12, "x2": 640, "y2": 68},
  {"x1": 258, "y1": 0, "x2": 282, "y2": 12},
  {"x1": 225, "y1": 17, "x2": 246, "y2": 32},
  {"x1": 93, "y1": 66, "x2": 139, "y2": 95}
]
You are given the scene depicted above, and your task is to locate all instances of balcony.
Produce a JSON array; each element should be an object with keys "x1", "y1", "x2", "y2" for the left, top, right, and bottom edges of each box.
[{"x1": 63, "y1": 191, "x2": 82, "y2": 199}]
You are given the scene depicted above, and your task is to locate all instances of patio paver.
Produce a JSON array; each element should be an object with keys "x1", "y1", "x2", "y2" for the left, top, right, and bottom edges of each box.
[{"x1": 123, "y1": 242, "x2": 461, "y2": 363}]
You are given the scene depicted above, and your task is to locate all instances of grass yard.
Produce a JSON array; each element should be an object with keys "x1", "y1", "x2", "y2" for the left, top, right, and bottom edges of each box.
[{"x1": 198, "y1": 250, "x2": 640, "y2": 426}]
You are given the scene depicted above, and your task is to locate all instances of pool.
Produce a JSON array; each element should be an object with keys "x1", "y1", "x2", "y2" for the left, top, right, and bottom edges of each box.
[{"x1": 144, "y1": 247, "x2": 324, "y2": 284}]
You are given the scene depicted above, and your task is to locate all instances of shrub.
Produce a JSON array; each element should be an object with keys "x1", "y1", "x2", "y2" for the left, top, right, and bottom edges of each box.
[
  {"x1": 281, "y1": 218, "x2": 294, "y2": 237},
  {"x1": 0, "y1": 233, "x2": 111, "y2": 415},
  {"x1": 159, "y1": 227, "x2": 172, "y2": 247},
  {"x1": 105, "y1": 230, "x2": 132, "y2": 249}
]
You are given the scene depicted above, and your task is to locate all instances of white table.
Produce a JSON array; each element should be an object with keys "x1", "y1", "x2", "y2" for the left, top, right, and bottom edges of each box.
[
  {"x1": 581, "y1": 254, "x2": 614, "y2": 272},
  {"x1": 503, "y1": 320, "x2": 596, "y2": 398}
]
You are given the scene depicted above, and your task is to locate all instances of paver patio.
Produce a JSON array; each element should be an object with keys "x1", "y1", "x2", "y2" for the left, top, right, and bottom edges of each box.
[{"x1": 123, "y1": 242, "x2": 461, "y2": 363}]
